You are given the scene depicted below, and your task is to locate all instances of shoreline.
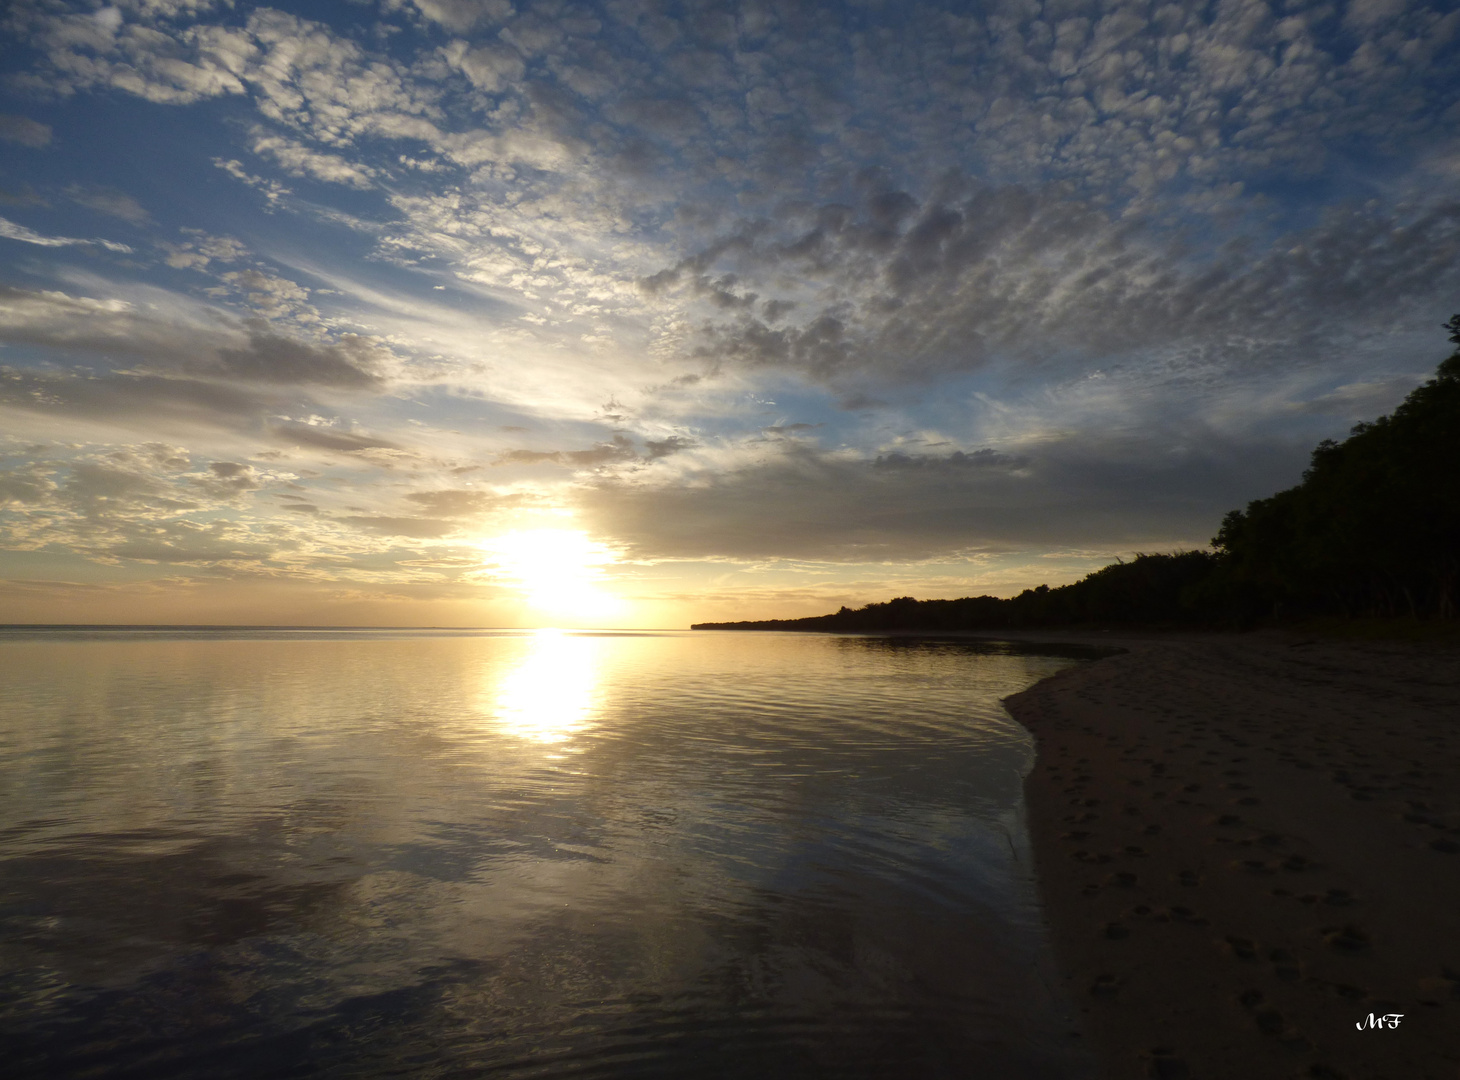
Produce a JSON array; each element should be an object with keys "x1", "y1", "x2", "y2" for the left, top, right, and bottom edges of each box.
[{"x1": 1002, "y1": 630, "x2": 1460, "y2": 1080}]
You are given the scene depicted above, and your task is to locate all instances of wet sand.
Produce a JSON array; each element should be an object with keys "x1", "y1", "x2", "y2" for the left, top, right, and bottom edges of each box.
[{"x1": 1002, "y1": 631, "x2": 1460, "y2": 1080}]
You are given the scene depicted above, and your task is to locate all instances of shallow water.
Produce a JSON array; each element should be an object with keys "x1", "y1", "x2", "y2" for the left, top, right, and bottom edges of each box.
[{"x1": 0, "y1": 629, "x2": 1102, "y2": 1078}]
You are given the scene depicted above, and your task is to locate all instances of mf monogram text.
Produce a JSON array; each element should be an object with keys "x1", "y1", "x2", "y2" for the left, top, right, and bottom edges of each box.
[{"x1": 1356, "y1": 1013, "x2": 1403, "y2": 1030}]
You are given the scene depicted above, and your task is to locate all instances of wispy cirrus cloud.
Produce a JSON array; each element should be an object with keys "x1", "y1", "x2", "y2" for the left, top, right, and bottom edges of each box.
[
  {"x1": 0, "y1": 216, "x2": 132, "y2": 252},
  {"x1": 0, "y1": 112, "x2": 52, "y2": 146}
]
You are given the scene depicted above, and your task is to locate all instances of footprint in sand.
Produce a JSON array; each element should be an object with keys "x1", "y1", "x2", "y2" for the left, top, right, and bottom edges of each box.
[
  {"x1": 1167, "y1": 905, "x2": 1207, "y2": 925},
  {"x1": 1222, "y1": 936, "x2": 1258, "y2": 960},
  {"x1": 1294, "y1": 888, "x2": 1355, "y2": 907},
  {"x1": 1089, "y1": 973, "x2": 1121, "y2": 995},
  {"x1": 1253, "y1": 1007, "x2": 1286, "y2": 1035},
  {"x1": 1268, "y1": 948, "x2": 1302, "y2": 980},
  {"x1": 1143, "y1": 1048, "x2": 1191, "y2": 1078},
  {"x1": 1416, "y1": 968, "x2": 1460, "y2": 998},
  {"x1": 1308, "y1": 978, "x2": 1367, "y2": 1000},
  {"x1": 1232, "y1": 858, "x2": 1275, "y2": 875},
  {"x1": 1320, "y1": 924, "x2": 1370, "y2": 951}
]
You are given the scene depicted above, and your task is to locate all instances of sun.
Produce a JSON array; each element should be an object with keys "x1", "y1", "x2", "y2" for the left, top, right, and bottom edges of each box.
[{"x1": 481, "y1": 528, "x2": 627, "y2": 624}]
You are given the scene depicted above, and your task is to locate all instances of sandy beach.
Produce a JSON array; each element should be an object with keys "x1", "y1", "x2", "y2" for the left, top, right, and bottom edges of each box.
[{"x1": 1003, "y1": 630, "x2": 1460, "y2": 1080}]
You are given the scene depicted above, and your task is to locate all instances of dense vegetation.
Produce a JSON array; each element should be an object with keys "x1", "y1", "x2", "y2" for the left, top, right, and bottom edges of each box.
[
  {"x1": 1208, "y1": 316, "x2": 1460, "y2": 622},
  {"x1": 694, "y1": 317, "x2": 1460, "y2": 632}
]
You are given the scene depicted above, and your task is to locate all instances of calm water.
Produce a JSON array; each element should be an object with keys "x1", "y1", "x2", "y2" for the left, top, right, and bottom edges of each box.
[{"x1": 0, "y1": 629, "x2": 1103, "y2": 1079}]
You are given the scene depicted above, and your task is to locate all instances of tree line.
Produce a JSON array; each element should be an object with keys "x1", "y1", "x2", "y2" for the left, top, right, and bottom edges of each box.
[{"x1": 693, "y1": 317, "x2": 1460, "y2": 632}]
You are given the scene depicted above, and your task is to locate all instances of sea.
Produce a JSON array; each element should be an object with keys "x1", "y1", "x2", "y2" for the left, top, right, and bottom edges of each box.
[{"x1": 0, "y1": 627, "x2": 1107, "y2": 1079}]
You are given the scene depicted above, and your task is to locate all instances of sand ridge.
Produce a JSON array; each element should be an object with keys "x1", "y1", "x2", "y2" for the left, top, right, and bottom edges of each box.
[{"x1": 1004, "y1": 631, "x2": 1460, "y2": 1080}]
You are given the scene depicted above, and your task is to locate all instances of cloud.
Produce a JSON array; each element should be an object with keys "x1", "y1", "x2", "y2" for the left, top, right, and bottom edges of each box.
[
  {"x1": 214, "y1": 270, "x2": 316, "y2": 321},
  {"x1": 23, "y1": 0, "x2": 1451, "y2": 401},
  {"x1": 212, "y1": 158, "x2": 291, "y2": 206},
  {"x1": 67, "y1": 185, "x2": 150, "y2": 224},
  {"x1": 494, "y1": 434, "x2": 638, "y2": 467},
  {"x1": 0, "y1": 185, "x2": 46, "y2": 207},
  {"x1": 440, "y1": 36, "x2": 526, "y2": 92},
  {"x1": 1288, "y1": 374, "x2": 1425, "y2": 418},
  {"x1": 0, "y1": 366, "x2": 278, "y2": 432},
  {"x1": 107, "y1": 524, "x2": 276, "y2": 564},
  {"x1": 0, "y1": 462, "x2": 55, "y2": 505},
  {"x1": 403, "y1": 488, "x2": 520, "y2": 516},
  {"x1": 0, "y1": 445, "x2": 285, "y2": 570},
  {"x1": 215, "y1": 324, "x2": 389, "y2": 388},
  {"x1": 0, "y1": 288, "x2": 398, "y2": 454},
  {"x1": 250, "y1": 130, "x2": 376, "y2": 189},
  {"x1": 16, "y1": 6, "x2": 254, "y2": 105},
  {"x1": 162, "y1": 230, "x2": 247, "y2": 270},
  {"x1": 873, "y1": 449, "x2": 1028, "y2": 472},
  {"x1": 581, "y1": 433, "x2": 1285, "y2": 563},
  {"x1": 0, "y1": 216, "x2": 132, "y2": 252},
  {"x1": 762, "y1": 423, "x2": 821, "y2": 435},
  {"x1": 660, "y1": 183, "x2": 1460, "y2": 386},
  {"x1": 13, "y1": 0, "x2": 1460, "y2": 221},
  {"x1": 413, "y1": 0, "x2": 515, "y2": 33},
  {"x1": 0, "y1": 284, "x2": 389, "y2": 390},
  {"x1": 644, "y1": 435, "x2": 696, "y2": 458},
  {"x1": 189, "y1": 460, "x2": 262, "y2": 500},
  {"x1": 0, "y1": 113, "x2": 52, "y2": 147},
  {"x1": 338, "y1": 515, "x2": 456, "y2": 538},
  {"x1": 0, "y1": 441, "x2": 470, "y2": 579},
  {"x1": 268, "y1": 421, "x2": 401, "y2": 453},
  {"x1": 1345, "y1": 0, "x2": 1409, "y2": 31}
]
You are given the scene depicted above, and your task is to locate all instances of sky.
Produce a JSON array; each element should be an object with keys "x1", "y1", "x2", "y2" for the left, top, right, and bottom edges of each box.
[{"x1": 0, "y1": 0, "x2": 1458, "y2": 628}]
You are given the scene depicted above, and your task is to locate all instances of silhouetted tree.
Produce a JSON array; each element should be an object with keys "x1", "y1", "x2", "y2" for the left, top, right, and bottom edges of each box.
[{"x1": 1214, "y1": 317, "x2": 1460, "y2": 619}]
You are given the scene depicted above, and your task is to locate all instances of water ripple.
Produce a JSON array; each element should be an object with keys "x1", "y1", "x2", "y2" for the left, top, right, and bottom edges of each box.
[{"x1": 0, "y1": 630, "x2": 1101, "y2": 1079}]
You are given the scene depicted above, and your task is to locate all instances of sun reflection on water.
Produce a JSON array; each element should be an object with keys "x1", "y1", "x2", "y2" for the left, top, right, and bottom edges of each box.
[{"x1": 489, "y1": 630, "x2": 601, "y2": 744}]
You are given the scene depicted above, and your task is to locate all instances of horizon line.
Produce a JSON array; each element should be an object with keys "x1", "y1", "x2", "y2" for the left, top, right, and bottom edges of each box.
[{"x1": 0, "y1": 623, "x2": 689, "y2": 632}]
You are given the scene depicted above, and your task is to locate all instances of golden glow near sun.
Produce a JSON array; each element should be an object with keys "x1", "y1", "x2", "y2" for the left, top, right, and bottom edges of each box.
[
  {"x1": 481, "y1": 528, "x2": 626, "y2": 625},
  {"x1": 490, "y1": 630, "x2": 601, "y2": 744}
]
